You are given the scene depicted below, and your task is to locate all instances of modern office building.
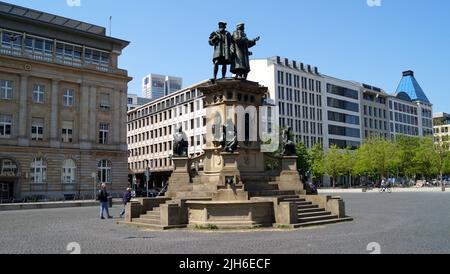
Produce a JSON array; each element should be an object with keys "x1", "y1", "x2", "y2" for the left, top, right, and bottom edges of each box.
[
  {"x1": 127, "y1": 94, "x2": 151, "y2": 111},
  {"x1": 142, "y1": 73, "x2": 182, "y2": 100},
  {"x1": 248, "y1": 56, "x2": 362, "y2": 149},
  {"x1": 388, "y1": 71, "x2": 433, "y2": 139},
  {"x1": 0, "y1": 1, "x2": 131, "y2": 202},
  {"x1": 357, "y1": 83, "x2": 390, "y2": 140},
  {"x1": 127, "y1": 81, "x2": 207, "y2": 188},
  {"x1": 433, "y1": 112, "x2": 450, "y2": 149}
]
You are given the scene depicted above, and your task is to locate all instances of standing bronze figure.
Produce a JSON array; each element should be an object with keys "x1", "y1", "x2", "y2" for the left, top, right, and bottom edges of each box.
[
  {"x1": 230, "y1": 23, "x2": 260, "y2": 80},
  {"x1": 173, "y1": 126, "x2": 188, "y2": 157},
  {"x1": 209, "y1": 21, "x2": 232, "y2": 80}
]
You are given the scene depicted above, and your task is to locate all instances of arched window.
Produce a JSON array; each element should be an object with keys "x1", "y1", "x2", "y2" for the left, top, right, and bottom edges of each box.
[
  {"x1": 98, "y1": 160, "x2": 111, "y2": 183},
  {"x1": 245, "y1": 113, "x2": 250, "y2": 142},
  {"x1": 62, "y1": 159, "x2": 76, "y2": 184},
  {"x1": 30, "y1": 158, "x2": 47, "y2": 184}
]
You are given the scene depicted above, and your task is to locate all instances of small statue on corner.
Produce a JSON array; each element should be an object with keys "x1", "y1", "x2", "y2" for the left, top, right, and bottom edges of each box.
[{"x1": 173, "y1": 126, "x2": 188, "y2": 157}]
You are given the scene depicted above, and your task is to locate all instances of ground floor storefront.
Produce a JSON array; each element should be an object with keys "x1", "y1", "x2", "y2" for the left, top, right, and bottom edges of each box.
[{"x1": 0, "y1": 147, "x2": 128, "y2": 202}]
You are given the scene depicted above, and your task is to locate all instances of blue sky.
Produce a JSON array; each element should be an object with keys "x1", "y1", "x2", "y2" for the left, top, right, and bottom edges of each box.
[{"x1": 7, "y1": 0, "x2": 450, "y2": 113}]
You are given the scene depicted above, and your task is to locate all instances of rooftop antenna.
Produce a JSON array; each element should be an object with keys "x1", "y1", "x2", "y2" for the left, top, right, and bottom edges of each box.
[{"x1": 109, "y1": 16, "x2": 112, "y2": 36}]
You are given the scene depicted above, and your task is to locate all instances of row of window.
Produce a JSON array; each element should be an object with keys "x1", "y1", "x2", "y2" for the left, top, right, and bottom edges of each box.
[
  {"x1": 434, "y1": 127, "x2": 450, "y2": 134},
  {"x1": 327, "y1": 97, "x2": 359, "y2": 113},
  {"x1": 364, "y1": 118, "x2": 388, "y2": 131},
  {"x1": 279, "y1": 103, "x2": 323, "y2": 121},
  {"x1": 328, "y1": 125, "x2": 361, "y2": 138},
  {"x1": 128, "y1": 89, "x2": 201, "y2": 121},
  {"x1": 277, "y1": 71, "x2": 322, "y2": 92},
  {"x1": 128, "y1": 118, "x2": 206, "y2": 145},
  {"x1": 277, "y1": 87, "x2": 323, "y2": 107},
  {"x1": 128, "y1": 101, "x2": 203, "y2": 131},
  {"x1": 363, "y1": 105, "x2": 387, "y2": 119},
  {"x1": 389, "y1": 101, "x2": 418, "y2": 115},
  {"x1": 129, "y1": 157, "x2": 172, "y2": 171},
  {"x1": 391, "y1": 111, "x2": 419, "y2": 126},
  {"x1": 327, "y1": 84, "x2": 359, "y2": 100},
  {"x1": 0, "y1": 79, "x2": 112, "y2": 110},
  {"x1": 0, "y1": 115, "x2": 111, "y2": 144},
  {"x1": 328, "y1": 111, "x2": 360, "y2": 126},
  {"x1": 129, "y1": 134, "x2": 206, "y2": 157},
  {"x1": 26, "y1": 158, "x2": 112, "y2": 184},
  {"x1": 279, "y1": 118, "x2": 323, "y2": 136},
  {"x1": 392, "y1": 123, "x2": 419, "y2": 136}
]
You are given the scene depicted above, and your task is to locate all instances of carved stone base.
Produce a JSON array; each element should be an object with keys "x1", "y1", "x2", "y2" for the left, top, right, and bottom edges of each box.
[
  {"x1": 166, "y1": 157, "x2": 192, "y2": 198},
  {"x1": 277, "y1": 156, "x2": 304, "y2": 193}
]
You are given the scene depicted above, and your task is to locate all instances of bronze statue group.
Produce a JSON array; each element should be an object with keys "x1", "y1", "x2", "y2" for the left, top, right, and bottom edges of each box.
[{"x1": 209, "y1": 22, "x2": 260, "y2": 80}]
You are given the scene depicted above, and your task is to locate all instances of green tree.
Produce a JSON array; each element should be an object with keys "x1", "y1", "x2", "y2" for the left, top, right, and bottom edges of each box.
[
  {"x1": 295, "y1": 142, "x2": 310, "y2": 180},
  {"x1": 432, "y1": 135, "x2": 450, "y2": 184},
  {"x1": 354, "y1": 137, "x2": 398, "y2": 182},
  {"x1": 324, "y1": 145, "x2": 344, "y2": 188},
  {"x1": 412, "y1": 137, "x2": 439, "y2": 180},
  {"x1": 341, "y1": 147, "x2": 357, "y2": 187},
  {"x1": 309, "y1": 142, "x2": 325, "y2": 183},
  {"x1": 395, "y1": 135, "x2": 421, "y2": 180}
]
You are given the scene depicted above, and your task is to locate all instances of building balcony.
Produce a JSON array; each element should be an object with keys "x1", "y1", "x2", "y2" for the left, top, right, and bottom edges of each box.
[{"x1": 0, "y1": 46, "x2": 126, "y2": 76}]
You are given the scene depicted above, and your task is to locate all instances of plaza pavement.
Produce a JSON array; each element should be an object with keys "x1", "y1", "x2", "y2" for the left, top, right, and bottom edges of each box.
[{"x1": 1, "y1": 192, "x2": 450, "y2": 254}]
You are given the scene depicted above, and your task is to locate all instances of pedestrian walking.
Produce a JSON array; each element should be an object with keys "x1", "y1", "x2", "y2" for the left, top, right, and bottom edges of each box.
[
  {"x1": 120, "y1": 187, "x2": 132, "y2": 218},
  {"x1": 98, "y1": 183, "x2": 112, "y2": 220}
]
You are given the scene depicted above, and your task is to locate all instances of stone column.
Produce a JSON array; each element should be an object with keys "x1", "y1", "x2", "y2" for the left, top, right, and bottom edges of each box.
[
  {"x1": 88, "y1": 85, "x2": 97, "y2": 144},
  {"x1": 119, "y1": 87, "x2": 128, "y2": 151},
  {"x1": 112, "y1": 88, "x2": 120, "y2": 145},
  {"x1": 50, "y1": 79, "x2": 60, "y2": 148},
  {"x1": 79, "y1": 83, "x2": 90, "y2": 149},
  {"x1": 18, "y1": 73, "x2": 29, "y2": 146}
]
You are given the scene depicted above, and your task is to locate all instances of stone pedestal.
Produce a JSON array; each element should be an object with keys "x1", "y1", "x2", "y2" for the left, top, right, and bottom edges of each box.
[
  {"x1": 278, "y1": 156, "x2": 304, "y2": 193},
  {"x1": 166, "y1": 157, "x2": 192, "y2": 197},
  {"x1": 219, "y1": 152, "x2": 242, "y2": 187}
]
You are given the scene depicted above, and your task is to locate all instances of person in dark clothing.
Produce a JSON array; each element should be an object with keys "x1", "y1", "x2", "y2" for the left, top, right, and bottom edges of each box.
[
  {"x1": 98, "y1": 183, "x2": 112, "y2": 219},
  {"x1": 119, "y1": 188, "x2": 132, "y2": 218}
]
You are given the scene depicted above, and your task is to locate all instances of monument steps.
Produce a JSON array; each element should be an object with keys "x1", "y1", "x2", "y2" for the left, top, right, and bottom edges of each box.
[
  {"x1": 291, "y1": 217, "x2": 354, "y2": 228},
  {"x1": 297, "y1": 204, "x2": 320, "y2": 210},
  {"x1": 298, "y1": 211, "x2": 332, "y2": 218},
  {"x1": 298, "y1": 208, "x2": 326, "y2": 214},
  {"x1": 297, "y1": 214, "x2": 339, "y2": 223},
  {"x1": 248, "y1": 190, "x2": 296, "y2": 197}
]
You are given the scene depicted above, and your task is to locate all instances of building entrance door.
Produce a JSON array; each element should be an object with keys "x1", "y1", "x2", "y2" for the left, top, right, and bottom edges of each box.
[{"x1": 0, "y1": 182, "x2": 11, "y2": 203}]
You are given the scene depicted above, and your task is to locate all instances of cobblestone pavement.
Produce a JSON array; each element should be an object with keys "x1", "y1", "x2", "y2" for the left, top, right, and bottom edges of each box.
[{"x1": 1, "y1": 193, "x2": 450, "y2": 254}]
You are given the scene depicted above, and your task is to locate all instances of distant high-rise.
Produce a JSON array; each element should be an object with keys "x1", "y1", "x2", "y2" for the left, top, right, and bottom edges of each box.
[{"x1": 142, "y1": 74, "x2": 182, "y2": 100}]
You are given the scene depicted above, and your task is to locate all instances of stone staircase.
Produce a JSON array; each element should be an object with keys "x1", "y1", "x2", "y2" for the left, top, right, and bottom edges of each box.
[
  {"x1": 125, "y1": 206, "x2": 167, "y2": 230},
  {"x1": 246, "y1": 181, "x2": 353, "y2": 228},
  {"x1": 279, "y1": 196, "x2": 353, "y2": 228}
]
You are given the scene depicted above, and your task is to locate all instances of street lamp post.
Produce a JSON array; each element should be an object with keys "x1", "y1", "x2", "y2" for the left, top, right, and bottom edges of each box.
[
  {"x1": 145, "y1": 160, "x2": 150, "y2": 198},
  {"x1": 91, "y1": 172, "x2": 97, "y2": 201}
]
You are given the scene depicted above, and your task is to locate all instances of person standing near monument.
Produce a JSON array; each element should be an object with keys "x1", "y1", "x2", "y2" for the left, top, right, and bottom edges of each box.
[
  {"x1": 209, "y1": 21, "x2": 232, "y2": 80},
  {"x1": 230, "y1": 23, "x2": 260, "y2": 79},
  {"x1": 98, "y1": 183, "x2": 112, "y2": 220},
  {"x1": 119, "y1": 187, "x2": 132, "y2": 218}
]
